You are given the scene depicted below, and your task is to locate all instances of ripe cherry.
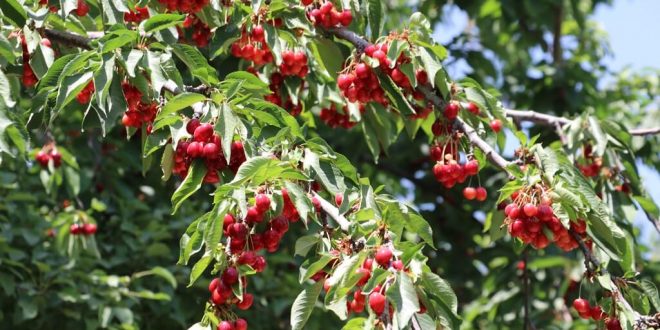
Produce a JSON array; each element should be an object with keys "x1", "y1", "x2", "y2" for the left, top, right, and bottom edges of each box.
[
  {"x1": 444, "y1": 102, "x2": 460, "y2": 120},
  {"x1": 217, "y1": 321, "x2": 234, "y2": 330},
  {"x1": 572, "y1": 298, "x2": 590, "y2": 313},
  {"x1": 523, "y1": 203, "x2": 538, "y2": 217},
  {"x1": 490, "y1": 119, "x2": 502, "y2": 133},
  {"x1": 82, "y1": 223, "x2": 97, "y2": 235},
  {"x1": 208, "y1": 278, "x2": 220, "y2": 292},
  {"x1": 375, "y1": 246, "x2": 392, "y2": 267},
  {"x1": 463, "y1": 187, "x2": 477, "y2": 200},
  {"x1": 203, "y1": 143, "x2": 219, "y2": 159},
  {"x1": 75, "y1": 0, "x2": 89, "y2": 16},
  {"x1": 475, "y1": 187, "x2": 487, "y2": 201},
  {"x1": 186, "y1": 118, "x2": 200, "y2": 134},
  {"x1": 245, "y1": 206, "x2": 263, "y2": 223},
  {"x1": 355, "y1": 268, "x2": 371, "y2": 286},
  {"x1": 187, "y1": 141, "x2": 204, "y2": 158},
  {"x1": 368, "y1": 291, "x2": 386, "y2": 315},
  {"x1": 237, "y1": 293, "x2": 253, "y2": 310},
  {"x1": 465, "y1": 160, "x2": 479, "y2": 175},
  {"x1": 392, "y1": 260, "x2": 404, "y2": 271},
  {"x1": 591, "y1": 306, "x2": 604, "y2": 320},
  {"x1": 466, "y1": 102, "x2": 479, "y2": 115},
  {"x1": 605, "y1": 318, "x2": 622, "y2": 330},
  {"x1": 301, "y1": 0, "x2": 313, "y2": 5},
  {"x1": 194, "y1": 123, "x2": 214, "y2": 142},
  {"x1": 335, "y1": 193, "x2": 344, "y2": 207},
  {"x1": 255, "y1": 193, "x2": 271, "y2": 212},
  {"x1": 222, "y1": 267, "x2": 239, "y2": 285},
  {"x1": 234, "y1": 319, "x2": 248, "y2": 330}
]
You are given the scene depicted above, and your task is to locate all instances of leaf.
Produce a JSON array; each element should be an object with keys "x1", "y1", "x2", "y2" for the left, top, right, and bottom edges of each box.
[
  {"x1": 405, "y1": 213, "x2": 434, "y2": 247},
  {"x1": 171, "y1": 160, "x2": 206, "y2": 214},
  {"x1": 290, "y1": 281, "x2": 324, "y2": 330},
  {"x1": 387, "y1": 272, "x2": 419, "y2": 328},
  {"x1": 0, "y1": 0, "x2": 27, "y2": 27},
  {"x1": 366, "y1": 0, "x2": 383, "y2": 39},
  {"x1": 188, "y1": 254, "x2": 211, "y2": 287},
  {"x1": 376, "y1": 70, "x2": 416, "y2": 116},
  {"x1": 156, "y1": 93, "x2": 207, "y2": 122},
  {"x1": 161, "y1": 144, "x2": 174, "y2": 181},
  {"x1": 0, "y1": 70, "x2": 15, "y2": 108},
  {"x1": 55, "y1": 72, "x2": 94, "y2": 111},
  {"x1": 146, "y1": 266, "x2": 178, "y2": 288},
  {"x1": 284, "y1": 181, "x2": 313, "y2": 224},
  {"x1": 641, "y1": 280, "x2": 660, "y2": 312},
  {"x1": 587, "y1": 117, "x2": 608, "y2": 156},
  {"x1": 101, "y1": 30, "x2": 138, "y2": 53},
  {"x1": 295, "y1": 235, "x2": 319, "y2": 257},
  {"x1": 229, "y1": 156, "x2": 284, "y2": 186},
  {"x1": 142, "y1": 14, "x2": 186, "y2": 34},
  {"x1": 309, "y1": 39, "x2": 343, "y2": 80},
  {"x1": 172, "y1": 44, "x2": 220, "y2": 86},
  {"x1": 306, "y1": 150, "x2": 346, "y2": 195},
  {"x1": 418, "y1": 47, "x2": 443, "y2": 88},
  {"x1": 217, "y1": 103, "x2": 238, "y2": 163},
  {"x1": 421, "y1": 272, "x2": 457, "y2": 314}
]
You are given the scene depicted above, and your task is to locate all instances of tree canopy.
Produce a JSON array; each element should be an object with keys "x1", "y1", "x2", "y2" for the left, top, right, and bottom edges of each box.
[{"x1": 0, "y1": 0, "x2": 659, "y2": 329}]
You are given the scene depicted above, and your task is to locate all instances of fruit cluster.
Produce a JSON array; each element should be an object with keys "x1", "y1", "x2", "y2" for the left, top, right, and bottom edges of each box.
[
  {"x1": 279, "y1": 50, "x2": 309, "y2": 78},
  {"x1": 124, "y1": 6, "x2": 149, "y2": 23},
  {"x1": 337, "y1": 62, "x2": 387, "y2": 105},
  {"x1": 319, "y1": 104, "x2": 363, "y2": 129},
  {"x1": 120, "y1": 82, "x2": 158, "y2": 129},
  {"x1": 504, "y1": 187, "x2": 589, "y2": 251},
  {"x1": 157, "y1": 0, "x2": 209, "y2": 13},
  {"x1": 263, "y1": 72, "x2": 302, "y2": 116},
  {"x1": 306, "y1": 2, "x2": 353, "y2": 28},
  {"x1": 75, "y1": 0, "x2": 89, "y2": 16},
  {"x1": 207, "y1": 189, "x2": 307, "y2": 329},
  {"x1": 69, "y1": 223, "x2": 97, "y2": 235},
  {"x1": 230, "y1": 26, "x2": 273, "y2": 65},
  {"x1": 181, "y1": 15, "x2": 211, "y2": 47},
  {"x1": 20, "y1": 36, "x2": 38, "y2": 88},
  {"x1": 577, "y1": 144, "x2": 601, "y2": 178},
  {"x1": 430, "y1": 138, "x2": 481, "y2": 189},
  {"x1": 76, "y1": 81, "x2": 95, "y2": 104},
  {"x1": 572, "y1": 298, "x2": 605, "y2": 321},
  {"x1": 35, "y1": 147, "x2": 62, "y2": 168}
]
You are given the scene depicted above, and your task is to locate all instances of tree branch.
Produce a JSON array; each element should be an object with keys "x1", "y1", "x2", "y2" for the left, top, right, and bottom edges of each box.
[{"x1": 41, "y1": 29, "x2": 97, "y2": 50}]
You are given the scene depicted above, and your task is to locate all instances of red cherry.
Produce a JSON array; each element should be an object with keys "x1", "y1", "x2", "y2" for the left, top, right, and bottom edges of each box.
[
  {"x1": 444, "y1": 103, "x2": 460, "y2": 120},
  {"x1": 203, "y1": 142, "x2": 220, "y2": 159},
  {"x1": 475, "y1": 187, "x2": 487, "y2": 201},
  {"x1": 82, "y1": 223, "x2": 97, "y2": 235},
  {"x1": 245, "y1": 206, "x2": 264, "y2": 224},
  {"x1": 465, "y1": 160, "x2": 479, "y2": 175},
  {"x1": 50, "y1": 151, "x2": 62, "y2": 167},
  {"x1": 355, "y1": 268, "x2": 371, "y2": 286},
  {"x1": 572, "y1": 298, "x2": 590, "y2": 313},
  {"x1": 252, "y1": 25, "x2": 264, "y2": 40},
  {"x1": 463, "y1": 187, "x2": 477, "y2": 200},
  {"x1": 490, "y1": 119, "x2": 502, "y2": 133},
  {"x1": 193, "y1": 123, "x2": 214, "y2": 142},
  {"x1": 221, "y1": 267, "x2": 239, "y2": 285},
  {"x1": 217, "y1": 321, "x2": 234, "y2": 330},
  {"x1": 255, "y1": 194, "x2": 271, "y2": 213},
  {"x1": 75, "y1": 0, "x2": 89, "y2": 16},
  {"x1": 591, "y1": 306, "x2": 604, "y2": 320},
  {"x1": 237, "y1": 293, "x2": 254, "y2": 310},
  {"x1": 605, "y1": 318, "x2": 622, "y2": 330},
  {"x1": 69, "y1": 223, "x2": 82, "y2": 235},
  {"x1": 187, "y1": 141, "x2": 204, "y2": 158},
  {"x1": 339, "y1": 10, "x2": 352, "y2": 26},
  {"x1": 516, "y1": 261, "x2": 525, "y2": 270},
  {"x1": 229, "y1": 223, "x2": 247, "y2": 238},
  {"x1": 208, "y1": 278, "x2": 220, "y2": 292},
  {"x1": 368, "y1": 291, "x2": 386, "y2": 315},
  {"x1": 392, "y1": 260, "x2": 404, "y2": 271},
  {"x1": 335, "y1": 193, "x2": 344, "y2": 207},
  {"x1": 374, "y1": 246, "x2": 392, "y2": 267},
  {"x1": 186, "y1": 118, "x2": 200, "y2": 134},
  {"x1": 466, "y1": 102, "x2": 479, "y2": 114},
  {"x1": 523, "y1": 203, "x2": 538, "y2": 217},
  {"x1": 301, "y1": 0, "x2": 313, "y2": 5},
  {"x1": 363, "y1": 258, "x2": 373, "y2": 270},
  {"x1": 371, "y1": 50, "x2": 386, "y2": 63},
  {"x1": 234, "y1": 319, "x2": 248, "y2": 330}
]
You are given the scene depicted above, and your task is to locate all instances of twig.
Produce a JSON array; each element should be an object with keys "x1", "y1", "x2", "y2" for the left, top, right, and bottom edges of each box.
[
  {"x1": 41, "y1": 29, "x2": 96, "y2": 50},
  {"x1": 311, "y1": 192, "x2": 350, "y2": 232}
]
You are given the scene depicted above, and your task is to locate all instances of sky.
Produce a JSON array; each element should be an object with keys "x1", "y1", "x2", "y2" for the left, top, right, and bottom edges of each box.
[{"x1": 428, "y1": 0, "x2": 660, "y2": 247}]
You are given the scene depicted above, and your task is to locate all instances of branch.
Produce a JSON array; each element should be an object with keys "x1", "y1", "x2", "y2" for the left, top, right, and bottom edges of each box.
[{"x1": 41, "y1": 29, "x2": 96, "y2": 50}]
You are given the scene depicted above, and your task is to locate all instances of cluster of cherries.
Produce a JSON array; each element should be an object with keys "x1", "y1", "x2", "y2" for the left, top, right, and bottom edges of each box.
[
  {"x1": 263, "y1": 72, "x2": 302, "y2": 116},
  {"x1": 120, "y1": 82, "x2": 158, "y2": 129},
  {"x1": 76, "y1": 81, "x2": 95, "y2": 104},
  {"x1": 35, "y1": 146, "x2": 62, "y2": 168},
  {"x1": 429, "y1": 121, "x2": 482, "y2": 190},
  {"x1": 208, "y1": 190, "x2": 306, "y2": 330},
  {"x1": 20, "y1": 36, "x2": 38, "y2": 88},
  {"x1": 572, "y1": 298, "x2": 621, "y2": 330},
  {"x1": 577, "y1": 144, "x2": 602, "y2": 178},
  {"x1": 279, "y1": 50, "x2": 309, "y2": 78},
  {"x1": 504, "y1": 188, "x2": 589, "y2": 251},
  {"x1": 305, "y1": 1, "x2": 353, "y2": 28},
  {"x1": 69, "y1": 223, "x2": 97, "y2": 236},
  {"x1": 124, "y1": 6, "x2": 149, "y2": 23},
  {"x1": 182, "y1": 15, "x2": 211, "y2": 47},
  {"x1": 230, "y1": 25, "x2": 273, "y2": 65},
  {"x1": 337, "y1": 61, "x2": 388, "y2": 105},
  {"x1": 319, "y1": 104, "x2": 363, "y2": 129},
  {"x1": 157, "y1": 0, "x2": 209, "y2": 13},
  {"x1": 173, "y1": 120, "x2": 245, "y2": 183}
]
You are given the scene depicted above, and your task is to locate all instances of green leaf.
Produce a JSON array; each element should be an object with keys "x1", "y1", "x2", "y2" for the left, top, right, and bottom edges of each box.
[
  {"x1": 172, "y1": 44, "x2": 220, "y2": 86},
  {"x1": 405, "y1": 213, "x2": 434, "y2": 247},
  {"x1": 0, "y1": 0, "x2": 27, "y2": 27},
  {"x1": 284, "y1": 181, "x2": 313, "y2": 224},
  {"x1": 376, "y1": 70, "x2": 416, "y2": 116},
  {"x1": 290, "y1": 281, "x2": 324, "y2": 330},
  {"x1": 641, "y1": 280, "x2": 660, "y2": 312},
  {"x1": 188, "y1": 254, "x2": 211, "y2": 287},
  {"x1": 171, "y1": 160, "x2": 206, "y2": 214},
  {"x1": 386, "y1": 272, "x2": 419, "y2": 328},
  {"x1": 421, "y1": 272, "x2": 457, "y2": 314},
  {"x1": 418, "y1": 47, "x2": 443, "y2": 88},
  {"x1": 217, "y1": 103, "x2": 239, "y2": 163},
  {"x1": 100, "y1": 30, "x2": 138, "y2": 53},
  {"x1": 145, "y1": 266, "x2": 178, "y2": 288},
  {"x1": 366, "y1": 0, "x2": 383, "y2": 39},
  {"x1": 295, "y1": 235, "x2": 319, "y2": 257},
  {"x1": 229, "y1": 156, "x2": 285, "y2": 186},
  {"x1": 142, "y1": 14, "x2": 185, "y2": 34},
  {"x1": 156, "y1": 93, "x2": 207, "y2": 122},
  {"x1": 55, "y1": 72, "x2": 94, "y2": 111},
  {"x1": 0, "y1": 70, "x2": 15, "y2": 108}
]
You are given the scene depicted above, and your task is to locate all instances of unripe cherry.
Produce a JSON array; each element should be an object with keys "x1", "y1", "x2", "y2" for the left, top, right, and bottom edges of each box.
[{"x1": 375, "y1": 246, "x2": 392, "y2": 267}]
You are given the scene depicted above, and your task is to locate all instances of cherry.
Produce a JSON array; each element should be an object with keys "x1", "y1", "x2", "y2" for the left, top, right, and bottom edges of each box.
[
  {"x1": 572, "y1": 298, "x2": 590, "y2": 313},
  {"x1": 234, "y1": 319, "x2": 248, "y2": 330},
  {"x1": 464, "y1": 160, "x2": 479, "y2": 175},
  {"x1": 516, "y1": 261, "x2": 525, "y2": 270},
  {"x1": 466, "y1": 102, "x2": 479, "y2": 115},
  {"x1": 229, "y1": 223, "x2": 247, "y2": 238},
  {"x1": 245, "y1": 206, "x2": 264, "y2": 224},
  {"x1": 270, "y1": 216, "x2": 289, "y2": 234},
  {"x1": 186, "y1": 118, "x2": 200, "y2": 134},
  {"x1": 490, "y1": 119, "x2": 502, "y2": 133},
  {"x1": 523, "y1": 203, "x2": 538, "y2": 217},
  {"x1": 208, "y1": 278, "x2": 220, "y2": 292},
  {"x1": 444, "y1": 102, "x2": 460, "y2": 120},
  {"x1": 335, "y1": 193, "x2": 344, "y2": 207},
  {"x1": 255, "y1": 194, "x2": 271, "y2": 213},
  {"x1": 368, "y1": 291, "x2": 386, "y2": 315},
  {"x1": 69, "y1": 223, "x2": 82, "y2": 235},
  {"x1": 463, "y1": 187, "x2": 477, "y2": 200},
  {"x1": 350, "y1": 299, "x2": 364, "y2": 313},
  {"x1": 590, "y1": 306, "x2": 604, "y2": 320},
  {"x1": 392, "y1": 260, "x2": 404, "y2": 271},
  {"x1": 75, "y1": 0, "x2": 89, "y2": 16},
  {"x1": 82, "y1": 223, "x2": 97, "y2": 235},
  {"x1": 605, "y1": 318, "x2": 622, "y2": 330},
  {"x1": 217, "y1": 321, "x2": 234, "y2": 330},
  {"x1": 237, "y1": 293, "x2": 253, "y2": 310},
  {"x1": 339, "y1": 10, "x2": 352, "y2": 26},
  {"x1": 301, "y1": 0, "x2": 313, "y2": 5},
  {"x1": 194, "y1": 123, "x2": 214, "y2": 142},
  {"x1": 375, "y1": 246, "x2": 392, "y2": 267},
  {"x1": 222, "y1": 267, "x2": 239, "y2": 285},
  {"x1": 187, "y1": 141, "x2": 204, "y2": 158},
  {"x1": 252, "y1": 25, "x2": 264, "y2": 40},
  {"x1": 355, "y1": 268, "x2": 371, "y2": 286},
  {"x1": 203, "y1": 143, "x2": 220, "y2": 159},
  {"x1": 475, "y1": 187, "x2": 487, "y2": 201},
  {"x1": 363, "y1": 258, "x2": 373, "y2": 270}
]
